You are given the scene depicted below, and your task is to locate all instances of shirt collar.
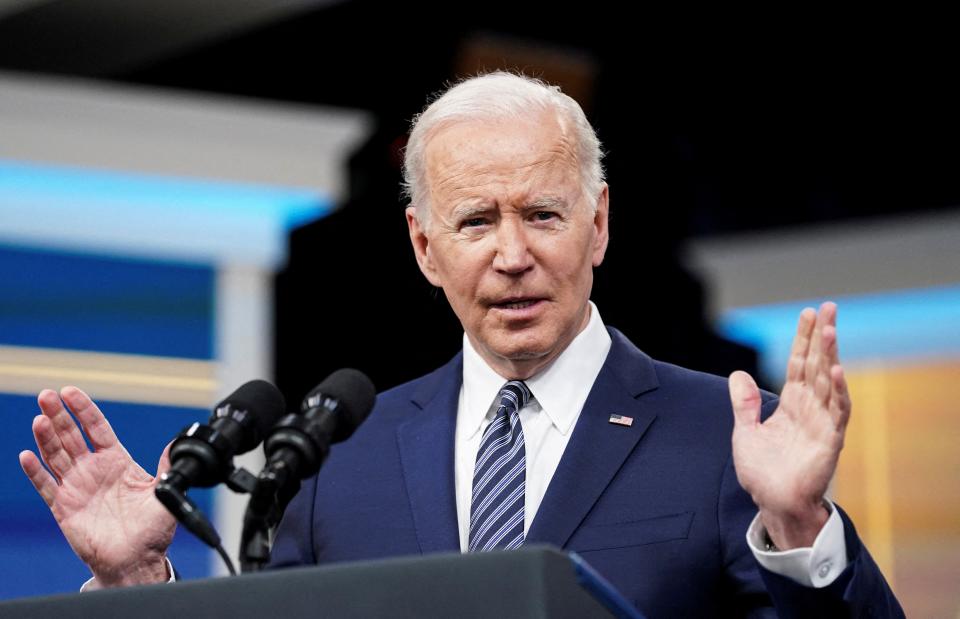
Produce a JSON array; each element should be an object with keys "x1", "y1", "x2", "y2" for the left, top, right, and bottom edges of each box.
[{"x1": 461, "y1": 301, "x2": 612, "y2": 439}]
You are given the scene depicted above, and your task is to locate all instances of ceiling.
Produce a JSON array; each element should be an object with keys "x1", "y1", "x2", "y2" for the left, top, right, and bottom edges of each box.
[
  {"x1": 1, "y1": 2, "x2": 957, "y2": 238},
  {"x1": 0, "y1": 0, "x2": 338, "y2": 75}
]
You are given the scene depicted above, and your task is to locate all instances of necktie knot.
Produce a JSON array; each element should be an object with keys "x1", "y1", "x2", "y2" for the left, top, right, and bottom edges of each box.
[{"x1": 498, "y1": 380, "x2": 531, "y2": 416}]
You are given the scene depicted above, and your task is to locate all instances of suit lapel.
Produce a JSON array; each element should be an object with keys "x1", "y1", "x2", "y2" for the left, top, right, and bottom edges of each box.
[
  {"x1": 526, "y1": 328, "x2": 660, "y2": 549},
  {"x1": 395, "y1": 353, "x2": 463, "y2": 555}
]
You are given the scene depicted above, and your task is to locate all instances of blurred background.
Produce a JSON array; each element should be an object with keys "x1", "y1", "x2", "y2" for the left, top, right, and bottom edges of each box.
[{"x1": 1, "y1": 2, "x2": 958, "y2": 615}]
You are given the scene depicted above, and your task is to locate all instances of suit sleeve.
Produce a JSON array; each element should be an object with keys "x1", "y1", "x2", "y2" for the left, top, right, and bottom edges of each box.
[
  {"x1": 719, "y1": 397, "x2": 905, "y2": 618},
  {"x1": 758, "y1": 506, "x2": 905, "y2": 618}
]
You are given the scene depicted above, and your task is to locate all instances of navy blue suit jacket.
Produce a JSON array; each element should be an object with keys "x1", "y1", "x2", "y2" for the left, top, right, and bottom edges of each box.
[{"x1": 271, "y1": 328, "x2": 903, "y2": 617}]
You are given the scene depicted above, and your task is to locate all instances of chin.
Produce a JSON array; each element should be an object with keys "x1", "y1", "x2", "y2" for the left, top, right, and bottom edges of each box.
[
  {"x1": 501, "y1": 348, "x2": 549, "y2": 361},
  {"x1": 491, "y1": 335, "x2": 555, "y2": 362}
]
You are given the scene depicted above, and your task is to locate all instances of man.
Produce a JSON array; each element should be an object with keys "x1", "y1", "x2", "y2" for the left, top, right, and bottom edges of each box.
[{"x1": 20, "y1": 72, "x2": 903, "y2": 616}]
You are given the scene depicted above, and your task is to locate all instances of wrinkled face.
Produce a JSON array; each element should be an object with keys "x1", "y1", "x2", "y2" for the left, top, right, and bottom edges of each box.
[{"x1": 406, "y1": 111, "x2": 609, "y2": 379}]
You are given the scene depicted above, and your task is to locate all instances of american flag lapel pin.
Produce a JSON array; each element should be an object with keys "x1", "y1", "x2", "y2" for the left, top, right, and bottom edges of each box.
[{"x1": 608, "y1": 414, "x2": 634, "y2": 427}]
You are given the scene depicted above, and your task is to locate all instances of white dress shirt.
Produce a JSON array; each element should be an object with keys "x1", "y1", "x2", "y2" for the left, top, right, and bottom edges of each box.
[
  {"x1": 454, "y1": 302, "x2": 848, "y2": 587},
  {"x1": 455, "y1": 301, "x2": 612, "y2": 548}
]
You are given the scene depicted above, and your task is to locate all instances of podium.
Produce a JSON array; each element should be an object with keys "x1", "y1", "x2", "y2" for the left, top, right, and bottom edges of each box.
[{"x1": 0, "y1": 546, "x2": 643, "y2": 618}]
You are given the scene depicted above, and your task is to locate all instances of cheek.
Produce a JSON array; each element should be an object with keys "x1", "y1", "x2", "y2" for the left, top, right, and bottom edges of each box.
[
  {"x1": 433, "y1": 251, "x2": 485, "y2": 307},
  {"x1": 542, "y1": 241, "x2": 593, "y2": 285}
]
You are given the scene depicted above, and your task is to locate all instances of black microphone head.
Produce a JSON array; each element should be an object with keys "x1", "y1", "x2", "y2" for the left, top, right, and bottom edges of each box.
[
  {"x1": 302, "y1": 369, "x2": 376, "y2": 443},
  {"x1": 212, "y1": 379, "x2": 286, "y2": 453}
]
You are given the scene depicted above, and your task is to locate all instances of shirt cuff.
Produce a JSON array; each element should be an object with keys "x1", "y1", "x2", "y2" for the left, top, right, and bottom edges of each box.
[
  {"x1": 80, "y1": 557, "x2": 176, "y2": 592},
  {"x1": 746, "y1": 500, "x2": 848, "y2": 588}
]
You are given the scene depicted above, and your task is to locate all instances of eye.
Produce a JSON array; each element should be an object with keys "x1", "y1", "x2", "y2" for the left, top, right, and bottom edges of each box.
[
  {"x1": 533, "y1": 211, "x2": 558, "y2": 222},
  {"x1": 462, "y1": 217, "x2": 488, "y2": 228}
]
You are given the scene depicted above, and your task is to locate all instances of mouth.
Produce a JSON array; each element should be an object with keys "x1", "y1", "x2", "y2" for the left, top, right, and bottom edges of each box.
[
  {"x1": 488, "y1": 297, "x2": 547, "y2": 316},
  {"x1": 493, "y1": 298, "x2": 541, "y2": 310}
]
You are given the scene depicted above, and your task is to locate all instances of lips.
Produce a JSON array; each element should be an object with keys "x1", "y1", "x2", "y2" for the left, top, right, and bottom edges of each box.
[
  {"x1": 494, "y1": 299, "x2": 539, "y2": 310},
  {"x1": 487, "y1": 297, "x2": 548, "y2": 322},
  {"x1": 490, "y1": 296, "x2": 544, "y2": 309}
]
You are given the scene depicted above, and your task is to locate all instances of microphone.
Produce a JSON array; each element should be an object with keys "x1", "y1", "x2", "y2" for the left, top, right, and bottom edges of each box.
[
  {"x1": 240, "y1": 369, "x2": 375, "y2": 572},
  {"x1": 156, "y1": 380, "x2": 285, "y2": 563},
  {"x1": 262, "y1": 368, "x2": 376, "y2": 490},
  {"x1": 161, "y1": 379, "x2": 286, "y2": 492}
]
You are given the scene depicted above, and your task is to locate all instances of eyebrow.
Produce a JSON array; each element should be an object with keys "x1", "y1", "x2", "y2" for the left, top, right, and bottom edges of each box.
[
  {"x1": 451, "y1": 201, "x2": 493, "y2": 220},
  {"x1": 525, "y1": 196, "x2": 569, "y2": 211},
  {"x1": 449, "y1": 195, "x2": 570, "y2": 219}
]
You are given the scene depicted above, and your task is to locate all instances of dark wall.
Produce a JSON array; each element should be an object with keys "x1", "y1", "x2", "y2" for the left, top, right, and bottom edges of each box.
[{"x1": 28, "y1": 1, "x2": 954, "y2": 399}]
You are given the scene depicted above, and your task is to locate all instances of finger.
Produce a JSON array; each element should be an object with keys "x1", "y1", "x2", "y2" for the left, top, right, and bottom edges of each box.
[
  {"x1": 820, "y1": 303, "x2": 840, "y2": 370},
  {"x1": 729, "y1": 371, "x2": 762, "y2": 428},
  {"x1": 61, "y1": 386, "x2": 119, "y2": 451},
  {"x1": 786, "y1": 308, "x2": 816, "y2": 383},
  {"x1": 32, "y1": 415, "x2": 72, "y2": 482},
  {"x1": 829, "y1": 364, "x2": 851, "y2": 430},
  {"x1": 37, "y1": 389, "x2": 89, "y2": 459},
  {"x1": 813, "y1": 326, "x2": 837, "y2": 405},
  {"x1": 19, "y1": 450, "x2": 58, "y2": 507},
  {"x1": 804, "y1": 304, "x2": 831, "y2": 384}
]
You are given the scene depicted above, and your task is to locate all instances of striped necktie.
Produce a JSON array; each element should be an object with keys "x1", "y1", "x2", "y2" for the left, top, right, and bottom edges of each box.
[{"x1": 468, "y1": 380, "x2": 532, "y2": 552}]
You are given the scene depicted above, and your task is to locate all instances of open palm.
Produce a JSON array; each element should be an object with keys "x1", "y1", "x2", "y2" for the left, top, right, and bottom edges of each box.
[
  {"x1": 728, "y1": 302, "x2": 851, "y2": 548},
  {"x1": 19, "y1": 386, "x2": 175, "y2": 587}
]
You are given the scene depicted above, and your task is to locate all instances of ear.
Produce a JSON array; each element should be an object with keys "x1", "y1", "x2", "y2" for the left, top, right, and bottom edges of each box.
[
  {"x1": 406, "y1": 205, "x2": 443, "y2": 287},
  {"x1": 591, "y1": 184, "x2": 610, "y2": 267}
]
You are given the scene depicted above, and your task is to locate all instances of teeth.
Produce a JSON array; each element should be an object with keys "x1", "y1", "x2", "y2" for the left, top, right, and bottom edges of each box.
[{"x1": 502, "y1": 300, "x2": 535, "y2": 309}]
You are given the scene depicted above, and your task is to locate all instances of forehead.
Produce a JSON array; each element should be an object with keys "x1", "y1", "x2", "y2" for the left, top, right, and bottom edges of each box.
[{"x1": 422, "y1": 112, "x2": 580, "y2": 207}]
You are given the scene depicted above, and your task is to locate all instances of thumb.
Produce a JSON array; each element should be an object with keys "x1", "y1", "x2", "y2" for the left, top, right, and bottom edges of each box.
[
  {"x1": 729, "y1": 370, "x2": 762, "y2": 428},
  {"x1": 155, "y1": 440, "x2": 173, "y2": 480}
]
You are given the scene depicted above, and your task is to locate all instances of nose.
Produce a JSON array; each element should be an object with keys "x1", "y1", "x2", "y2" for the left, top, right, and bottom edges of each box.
[{"x1": 492, "y1": 217, "x2": 534, "y2": 274}]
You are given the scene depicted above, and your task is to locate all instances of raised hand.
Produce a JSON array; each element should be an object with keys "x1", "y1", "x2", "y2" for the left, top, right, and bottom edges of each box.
[
  {"x1": 19, "y1": 386, "x2": 176, "y2": 587},
  {"x1": 728, "y1": 302, "x2": 851, "y2": 549}
]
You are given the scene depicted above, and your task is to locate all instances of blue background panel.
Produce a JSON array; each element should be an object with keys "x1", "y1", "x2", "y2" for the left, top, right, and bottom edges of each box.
[
  {"x1": 0, "y1": 393, "x2": 214, "y2": 600},
  {"x1": 0, "y1": 244, "x2": 214, "y2": 360},
  {"x1": 0, "y1": 161, "x2": 328, "y2": 231},
  {"x1": 719, "y1": 285, "x2": 960, "y2": 384}
]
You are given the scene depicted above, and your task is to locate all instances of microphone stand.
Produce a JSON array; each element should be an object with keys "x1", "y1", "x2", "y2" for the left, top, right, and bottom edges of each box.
[
  {"x1": 240, "y1": 460, "x2": 301, "y2": 573},
  {"x1": 240, "y1": 413, "x2": 329, "y2": 573}
]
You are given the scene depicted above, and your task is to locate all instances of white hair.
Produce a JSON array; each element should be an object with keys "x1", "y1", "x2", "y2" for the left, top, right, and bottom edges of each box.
[{"x1": 402, "y1": 71, "x2": 605, "y2": 227}]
